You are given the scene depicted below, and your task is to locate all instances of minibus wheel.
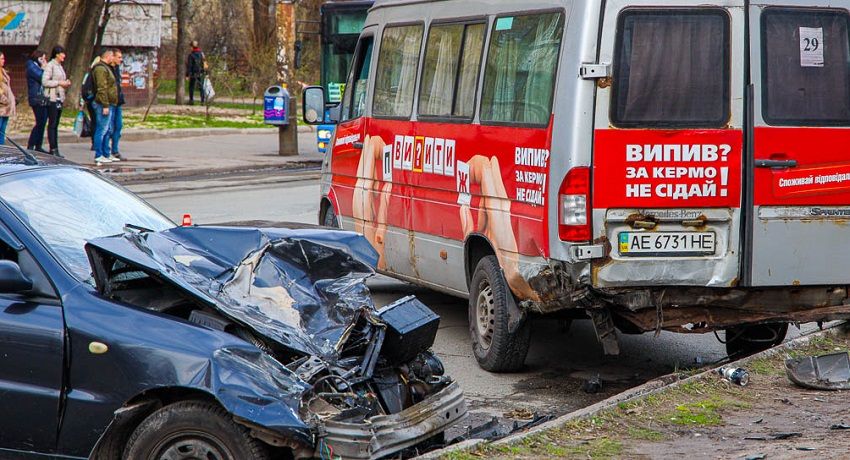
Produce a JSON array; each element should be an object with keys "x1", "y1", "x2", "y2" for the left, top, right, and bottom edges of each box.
[
  {"x1": 724, "y1": 322, "x2": 788, "y2": 358},
  {"x1": 468, "y1": 255, "x2": 531, "y2": 372}
]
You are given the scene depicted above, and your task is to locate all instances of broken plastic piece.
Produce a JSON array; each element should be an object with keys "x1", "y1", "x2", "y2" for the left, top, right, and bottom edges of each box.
[
  {"x1": 719, "y1": 367, "x2": 750, "y2": 386},
  {"x1": 582, "y1": 374, "x2": 603, "y2": 394},
  {"x1": 786, "y1": 351, "x2": 850, "y2": 390}
]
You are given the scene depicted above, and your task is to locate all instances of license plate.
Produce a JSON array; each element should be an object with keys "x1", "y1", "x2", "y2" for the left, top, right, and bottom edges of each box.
[{"x1": 618, "y1": 232, "x2": 716, "y2": 257}]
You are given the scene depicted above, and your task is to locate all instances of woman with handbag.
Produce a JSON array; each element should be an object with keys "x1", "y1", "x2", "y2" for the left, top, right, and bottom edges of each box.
[
  {"x1": 26, "y1": 50, "x2": 49, "y2": 152},
  {"x1": 0, "y1": 51, "x2": 16, "y2": 145},
  {"x1": 42, "y1": 45, "x2": 71, "y2": 157}
]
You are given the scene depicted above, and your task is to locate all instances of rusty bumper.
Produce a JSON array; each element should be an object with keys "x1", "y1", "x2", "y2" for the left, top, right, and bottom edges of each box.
[{"x1": 315, "y1": 381, "x2": 466, "y2": 459}]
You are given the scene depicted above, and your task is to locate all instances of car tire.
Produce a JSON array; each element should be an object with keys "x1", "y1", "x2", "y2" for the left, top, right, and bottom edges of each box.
[
  {"x1": 724, "y1": 322, "x2": 789, "y2": 358},
  {"x1": 123, "y1": 401, "x2": 269, "y2": 460},
  {"x1": 468, "y1": 255, "x2": 531, "y2": 372},
  {"x1": 322, "y1": 204, "x2": 339, "y2": 228}
]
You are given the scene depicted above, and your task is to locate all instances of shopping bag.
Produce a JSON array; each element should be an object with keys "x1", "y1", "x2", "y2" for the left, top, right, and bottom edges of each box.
[
  {"x1": 73, "y1": 110, "x2": 84, "y2": 137},
  {"x1": 203, "y1": 76, "x2": 216, "y2": 102},
  {"x1": 73, "y1": 110, "x2": 92, "y2": 138}
]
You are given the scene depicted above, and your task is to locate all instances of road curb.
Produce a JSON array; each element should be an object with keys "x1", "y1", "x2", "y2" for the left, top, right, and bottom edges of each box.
[
  {"x1": 420, "y1": 323, "x2": 847, "y2": 459},
  {"x1": 9, "y1": 125, "x2": 314, "y2": 145},
  {"x1": 106, "y1": 160, "x2": 323, "y2": 185}
]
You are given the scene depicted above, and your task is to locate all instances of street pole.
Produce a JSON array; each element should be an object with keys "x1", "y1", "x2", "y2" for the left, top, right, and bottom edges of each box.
[{"x1": 275, "y1": 0, "x2": 298, "y2": 156}]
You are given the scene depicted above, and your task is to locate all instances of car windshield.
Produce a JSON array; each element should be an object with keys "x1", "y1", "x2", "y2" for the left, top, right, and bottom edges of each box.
[{"x1": 0, "y1": 168, "x2": 174, "y2": 282}]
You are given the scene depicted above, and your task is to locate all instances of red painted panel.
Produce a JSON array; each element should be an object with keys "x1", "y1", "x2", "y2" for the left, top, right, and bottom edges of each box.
[
  {"x1": 593, "y1": 129, "x2": 743, "y2": 209},
  {"x1": 754, "y1": 127, "x2": 850, "y2": 206},
  {"x1": 329, "y1": 117, "x2": 554, "y2": 258}
]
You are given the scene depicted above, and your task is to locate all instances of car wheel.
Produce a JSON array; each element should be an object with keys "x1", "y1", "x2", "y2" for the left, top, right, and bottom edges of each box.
[
  {"x1": 322, "y1": 204, "x2": 339, "y2": 228},
  {"x1": 725, "y1": 322, "x2": 789, "y2": 358},
  {"x1": 468, "y1": 255, "x2": 531, "y2": 372},
  {"x1": 123, "y1": 401, "x2": 269, "y2": 460}
]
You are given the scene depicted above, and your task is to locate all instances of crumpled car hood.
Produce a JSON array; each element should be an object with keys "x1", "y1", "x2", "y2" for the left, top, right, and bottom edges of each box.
[{"x1": 85, "y1": 225, "x2": 380, "y2": 360}]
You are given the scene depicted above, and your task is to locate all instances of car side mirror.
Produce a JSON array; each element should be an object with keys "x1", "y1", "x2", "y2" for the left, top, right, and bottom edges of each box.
[
  {"x1": 303, "y1": 86, "x2": 328, "y2": 125},
  {"x1": 0, "y1": 260, "x2": 32, "y2": 293}
]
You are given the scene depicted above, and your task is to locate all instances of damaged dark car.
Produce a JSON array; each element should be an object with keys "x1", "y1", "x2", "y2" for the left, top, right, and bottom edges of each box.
[{"x1": 0, "y1": 150, "x2": 465, "y2": 459}]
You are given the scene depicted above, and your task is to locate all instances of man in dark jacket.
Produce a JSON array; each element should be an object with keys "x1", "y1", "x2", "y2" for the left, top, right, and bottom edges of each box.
[
  {"x1": 107, "y1": 49, "x2": 125, "y2": 159},
  {"x1": 91, "y1": 49, "x2": 119, "y2": 166},
  {"x1": 186, "y1": 40, "x2": 206, "y2": 105}
]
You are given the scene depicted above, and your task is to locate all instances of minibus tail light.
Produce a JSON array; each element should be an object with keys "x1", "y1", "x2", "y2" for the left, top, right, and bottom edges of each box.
[{"x1": 558, "y1": 167, "x2": 590, "y2": 242}]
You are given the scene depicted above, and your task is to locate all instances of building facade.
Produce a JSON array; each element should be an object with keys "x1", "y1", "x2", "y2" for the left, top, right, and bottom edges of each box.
[{"x1": 0, "y1": 0, "x2": 169, "y2": 106}]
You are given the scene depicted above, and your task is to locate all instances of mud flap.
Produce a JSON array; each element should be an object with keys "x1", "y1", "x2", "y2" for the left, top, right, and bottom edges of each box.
[
  {"x1": 506, "y1": 292, "x2": 527, "y2": 335},
  {"x1": 589, "y1": 309, "x2": 620, "y2": 356}
]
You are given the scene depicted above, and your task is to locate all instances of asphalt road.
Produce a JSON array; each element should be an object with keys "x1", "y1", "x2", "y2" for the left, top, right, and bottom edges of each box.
[{"x1": 130, "y1": 172, "x2": 819, "y2": 435}]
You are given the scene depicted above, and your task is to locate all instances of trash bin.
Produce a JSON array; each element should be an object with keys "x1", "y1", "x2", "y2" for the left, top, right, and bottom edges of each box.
[{"x1": 264, "y1": 86, "x2": 289, "y2": 126}]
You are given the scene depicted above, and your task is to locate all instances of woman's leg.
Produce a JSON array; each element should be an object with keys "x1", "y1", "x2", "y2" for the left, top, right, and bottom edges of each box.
[
  {"x1": 47, "y1": 102, "x2": 60, "y2": 152},
  {"x1": 28, "y1": 105, "x2": 48, "y2": 150}
]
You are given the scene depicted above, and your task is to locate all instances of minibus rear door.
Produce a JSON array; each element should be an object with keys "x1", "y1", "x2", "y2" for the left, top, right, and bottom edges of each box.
[
  {"x1": 591, "y1": 2, "x2": 746, "y2": 288},
  {"x1": 748, "y1": 1, "x2": 850, "y2": 286}
]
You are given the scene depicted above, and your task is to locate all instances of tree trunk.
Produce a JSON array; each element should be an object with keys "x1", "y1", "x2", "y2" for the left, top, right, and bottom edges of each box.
[
  {"x1": 175, "y1": 0, "x2": 191, "y2": 105},
  {"x1": 94, "y1": 0, "x2": 113, "y2": 54},
  {"x1": 38, "y1": 0, "x2": 84, "y2": 52},
  {"x1": 38, "y1": 0, "x2": 105, "y2": 107},
  {"x1": 63, "y1": 0, "x2": 106, "y2": 105},
  {"x1": 252, "y1": 0, "x2": 274, "y2": 44}
]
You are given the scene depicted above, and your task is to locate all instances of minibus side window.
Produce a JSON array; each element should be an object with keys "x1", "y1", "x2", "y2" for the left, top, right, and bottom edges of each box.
[
  {"x1": 419, "y1": 22, "x2": 486, "y2": 119},
  {"x1": 762, "y1": 9, "x2": 850, "y2": 126},
  {"x1": 341, "y1": 36, "x2": 374, "y2": 122},
  {"x1": 373, "y1": 24, "x2": 424, "y2": 118},
  {"x1": 611, "y1": 10, "x2": 729, "y2": 128},
  {"x1": 480, "y1": 12, "x2": 565, "y2": 126}
]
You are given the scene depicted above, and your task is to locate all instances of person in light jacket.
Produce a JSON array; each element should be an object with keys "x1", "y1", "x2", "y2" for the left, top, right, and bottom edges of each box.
[
  {"x1": 26, "y1": 50, "x2": 48, "y2": 152},
  {"x1": 42, "y1": 45, "x2": 71, "y2": 157},
  {"x1": 0, "y1": 51, "x2": 16, "y2": 145}
]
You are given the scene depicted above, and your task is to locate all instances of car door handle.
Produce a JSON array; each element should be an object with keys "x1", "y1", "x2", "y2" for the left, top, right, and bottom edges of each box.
[
  {"x1": 352, "y1": 141, "x2": 364, "y2": 150},
  {"x1": 755, "y1": 159, "x2": 798, "y2": 169}
]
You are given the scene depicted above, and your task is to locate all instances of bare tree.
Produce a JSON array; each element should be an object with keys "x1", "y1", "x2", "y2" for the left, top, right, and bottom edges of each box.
[
  {"x1": 38, "y1": 0, "x2": 107, "y2": 105},
  {"x1": 253, "y1": 0, "x2": 274, "y2": 44},
  {"x1": 175, "y1": 0, "x2": 191, "y2": 105},
  {"x1": 38, "y1": 0, "x2": 85, "y2": 52}
]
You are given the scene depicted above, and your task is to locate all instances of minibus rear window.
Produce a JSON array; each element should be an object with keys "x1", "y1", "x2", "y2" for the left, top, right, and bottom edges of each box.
[
  {"x1": 480, "y1": 12, "x2": 565, "y2": 126},
  {"x1": 374, "y1": 24, "x2": 424, "y2": 118},
  {"x1": 611, "y1": 10, "x2": 729, "y2": 128},
  {"x1": 762, "y1": 9, "x2": 850, "y2": 126}
]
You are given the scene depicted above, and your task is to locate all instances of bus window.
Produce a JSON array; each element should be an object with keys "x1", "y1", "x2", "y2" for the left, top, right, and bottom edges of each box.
[
  {"x1": 341, "y1": 36, "x2": 374, "y2": 122},
  {"x1": 419, "y1": 22, "x2": 486, "y2": 119},
  {"x1": 373, "y1": 24, "x2": 424, "y2": 118},
  {"x1": 322, "y1": 8, "x2": 368, "y2": 102},
  {"x1": 611, "y1": 10, "x2": 729, "y2": 128},
  {"x1": 481, "y1": 12, "x2": 564, "y2": 125},
  {"x1": 762, "y1": 9, "x2": 850, "y2": 126},
  {"x1": 454, "y1": 23, "x2": 485, "y2": 118}
]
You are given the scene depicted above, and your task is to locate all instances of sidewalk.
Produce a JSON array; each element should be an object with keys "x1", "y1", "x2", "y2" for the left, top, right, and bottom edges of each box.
[
  {"x1": 16, "y1": 129, "x2": 323, "y2": 184},
  {"x1": 435, "y1": 324, "x2": 850, "y2": 459}
]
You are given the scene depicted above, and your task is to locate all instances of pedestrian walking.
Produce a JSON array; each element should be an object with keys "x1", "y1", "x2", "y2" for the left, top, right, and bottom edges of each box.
[
  {"x1": 42, "y1": 46, "x2": 71, "y2": 157},
  {"x1": 0, "y1": 52, "x2": 15, "y2": 145},
  {"x1": 187, "y1": 41, "x2": 207, "y2": 105},
  {"x1": 91, "y1": 48, "x2": 119, "y2": 167},
  {"x1": 108, "y1": 49, "x2": 125, "y2": 160},
  {"x1": 26, "y1": 50, "x2": 49, "y2": 152}
]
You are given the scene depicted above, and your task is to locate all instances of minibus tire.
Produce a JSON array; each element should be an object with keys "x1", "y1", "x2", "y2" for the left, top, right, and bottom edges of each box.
[
  {"x1": 468, "y1": 255, "x2": 531, "y2": 372},
  {"x1": 724, "y1": 322, "x2": 789, "y2": 358}
]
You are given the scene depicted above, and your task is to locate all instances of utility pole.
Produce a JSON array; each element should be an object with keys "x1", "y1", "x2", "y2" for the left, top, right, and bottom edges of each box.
[{"x1": 275, "y1": 0, "x2": 298, "y2": 156}]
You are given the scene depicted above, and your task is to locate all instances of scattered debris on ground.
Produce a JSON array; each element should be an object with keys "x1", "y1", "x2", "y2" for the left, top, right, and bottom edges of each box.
[{"x1": 442, "y1": 326, "x2": 850, "y2": 459}]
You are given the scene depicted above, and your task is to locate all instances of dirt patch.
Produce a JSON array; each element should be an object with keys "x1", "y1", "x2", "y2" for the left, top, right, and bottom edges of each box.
[{"x1": 451, "y1": 330, "x2": 850, "y2": 459}]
